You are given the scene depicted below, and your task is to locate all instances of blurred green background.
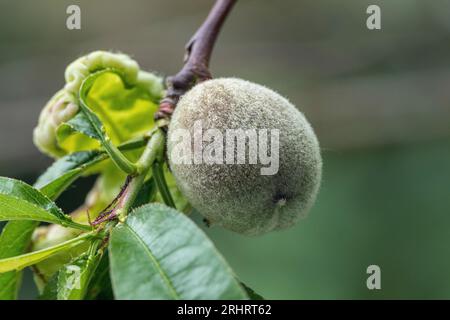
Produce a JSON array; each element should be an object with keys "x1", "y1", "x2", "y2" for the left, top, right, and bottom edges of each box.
[{"x1": 1, "y1": 0, "x2": 450, "y2": 299}]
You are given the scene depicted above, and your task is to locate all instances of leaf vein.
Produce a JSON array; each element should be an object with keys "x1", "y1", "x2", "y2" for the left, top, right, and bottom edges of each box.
[{"x1": 124, "y1": 224, "x2": 180, "y2": 300}]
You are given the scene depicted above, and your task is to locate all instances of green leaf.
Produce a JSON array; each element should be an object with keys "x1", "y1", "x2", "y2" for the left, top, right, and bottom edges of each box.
[
  {"x1": 38, "y1": 247, "x2": 103, "y2": 300},
  {"x1": 35, "y1": 137, "x2": 148, "y2": 201},
  {"x1": 39, "y1": 271, "x2": 58, "y2": 300},
  {"x1": 60, "y1": 112, "x2": 102, "y2": 142},
  {"x1": 1, "y1": 177, "x2": 64, "y2": 215},
  {"x1": 85, "y1": 251, "x2": 114, "y2": 300},
  {"x1": 35, "y1": 151, "x2": 105, "y2": 200},
  {"x1": 0, "y1": 149, "x2": 105, "y2": 299},
  {"x1": 56, "y1": 70, "x2": 159, "y2": 169},
  {"x1": 0, "y1": 233, "x2": 93, "y2": 273},
  {"x1": 0, "y1": 174, "x2": 65, "y2": 300},
  {"x1": 109, "y1": 203, "x2": 248, "y2": 300},
  {"x1": 56, "y1": 251, "x2": 102, "y2": 300},
  {"x1": 0, "y1": 177, "x2": 89, "y2": 231},
  {"x1": 56, "y1": 112, "x2": 101, "y2": 154},
  {"x1": 31, "y1": 224, "x2": 90, "y2": 292},
  {"x1": 35, "y1": 150, "x2": 101, "y2": 188},
  {"x1": 0, "y1": 194, "x2": 66, "y2": 225},
  {"x1": 240, "y1": 282, "x2": 265, "y2": 300},
  {"x1": 0, "y1": 221, "x2": 37, "y2": 300},
  {"x1": 38, "y1": 241, "x2": 105, "y2": 300},
  {"x1": 77, "y1": 70, "x2": 137, "y2": 174},
  {"x1": 40, "y1": 170, "x2": 81, "y2": 201},
  {"x1": 77, "y1": 72, "x2": 110, "y2": 142},
  {"x1": 79, "y1": 71, "x2": 160, "y2": 144},
  {"x1": 35, "y1": 51, "x2": 163, "y2": 158}
]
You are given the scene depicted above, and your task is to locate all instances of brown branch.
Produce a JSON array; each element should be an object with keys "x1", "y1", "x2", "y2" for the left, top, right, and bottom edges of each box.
[{"x1": 155, "y1": 0, "x2": 237, "y2": 122}]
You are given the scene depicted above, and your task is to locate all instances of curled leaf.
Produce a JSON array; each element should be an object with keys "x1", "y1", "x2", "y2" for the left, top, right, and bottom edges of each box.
[
  {"x1": 33, "y1": 90, "x2": 79, "y2": 157},
  {"x1": 33, "y1": 51, "x2": 164, "y2": 158}
]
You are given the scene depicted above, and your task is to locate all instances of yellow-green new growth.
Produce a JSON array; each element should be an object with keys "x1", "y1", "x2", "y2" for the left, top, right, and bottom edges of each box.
[
  {"x1": 168, "y1": 78, "x2": 322, "y2": 236},
  {"x1": 64, "y1": 51, "x2": 163, "y2": 98},
  {"x1": 33, "y1": 90, "x2": 79, "y2": 157},
  {"x1": 33, "y1": 51, "x2": 164, "y2": 158}
]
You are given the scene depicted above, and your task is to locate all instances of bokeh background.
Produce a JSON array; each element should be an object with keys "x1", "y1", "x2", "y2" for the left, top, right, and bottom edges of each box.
[{"x1": 1, "y1": 0, "x2": 450, "y2": 299}]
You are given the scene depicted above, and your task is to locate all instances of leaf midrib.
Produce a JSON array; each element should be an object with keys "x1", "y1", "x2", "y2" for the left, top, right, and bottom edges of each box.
[{"x1": 124, "y1": 224, "x2": 180, "y2": 300}]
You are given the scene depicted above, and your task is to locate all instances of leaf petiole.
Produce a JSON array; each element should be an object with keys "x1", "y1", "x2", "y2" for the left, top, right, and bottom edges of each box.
[
  {"x1": 102, "y1": 137, "x2": 137, "y2": 175},
  {"x1": 114, "y1": 129, "x2": 165, "y2": 218},
  {"x1": 152, "y1": 161, "x2": 176, "y2": 209},
  {"x1": 63, "y1": 220, "x2": 93, "y2": 232}
]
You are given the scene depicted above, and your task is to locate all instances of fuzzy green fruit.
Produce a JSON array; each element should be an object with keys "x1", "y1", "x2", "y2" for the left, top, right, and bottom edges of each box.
[{"x1": 167, "y1": 78, "x2": 322, "y2": 236}]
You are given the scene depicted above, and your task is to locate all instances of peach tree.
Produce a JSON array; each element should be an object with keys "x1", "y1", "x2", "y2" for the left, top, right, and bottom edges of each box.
[{"x1": 0, "y1": 0, "x2": 320, "y2": 300}]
